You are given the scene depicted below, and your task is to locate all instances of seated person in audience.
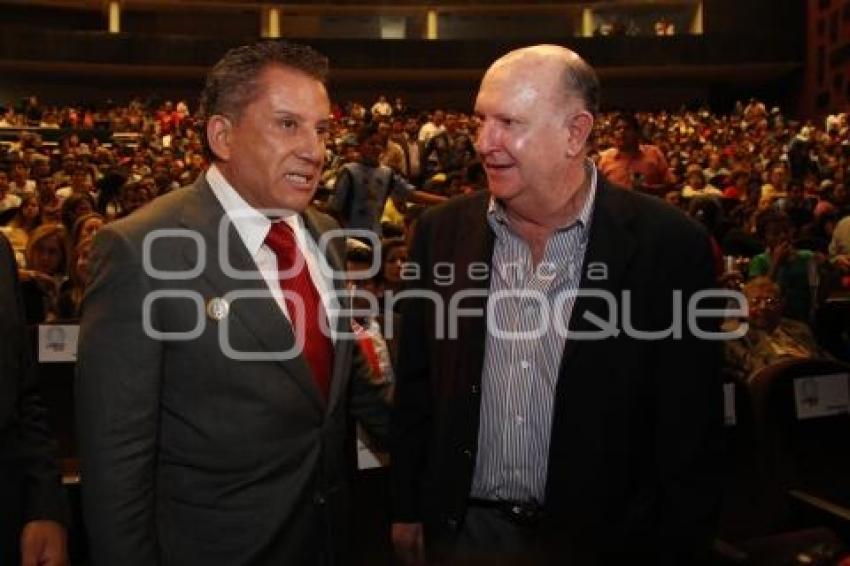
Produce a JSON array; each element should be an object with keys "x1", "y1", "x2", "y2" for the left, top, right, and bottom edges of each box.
[
  {"x1": 422, "y1": 112, "x2": 476, "y2": 179},
  {"x1": 597, "y1": 112, "x2": 675, "y2": 192},
  {"x1": 51, "y1": 154, "x2": 77, "y2": 187},
  {"x1": 59, "y1": 192, "x2": 95, "y2": 233},
  {"x1": 724, "y1": 277, "x2": 832, "y2": 382},
  {"x1": 377, "y1": 120, "x2": 406, "y2": 175},
  {"x1": 827, "y1": 181, "x2": 850, "y2": 218},
  {"x1": 1, "y1": 194, "x2": 41, "y2": 262},
  {"x1": 681, "y1": 167, "x2": 722, "y2": 199},
  {"x1": 749, "y1": 210, "x2": 818, "y2": 322},
  {"x1": 0, "y1": 171, "x2": 22, "y2": 214},
  {"x1": 722, "y1": 169, "x2": 751, "y2": 202},
  {"x1": 18, "y1": 224, "x2": 68, "y2": 324},
  {"x1": 69, "y1": 212, "x2": 105, "y2": 250},
  {"x1": 781, "y1": 179, "x2": 815, "y2": 230},
  {"x1": 9, "y1": 160, "x2": 36, "y2": 195},
  {"x1": 115, "y1": 181, "x2": 151, "y2": 219},
  {"x1": 828, "y1": 215, "x2": 850, "y2": 272},
  {"x1": 664, "y1": 190, "x2": 682, "y2": 208},
  {"x1": 35, "y1": 177, "x2": 61, "y2": 223},
  {"x1": 379, "y1": 236, "x2": 408, "y2": 300},
  {"x1": 56, "y1": 235, "x2": 93, "y2": 320},
  {"x1": 328, "y1": 122, "x2": 444, "y2": 237},
  {"x1": 55, "y1": 165, "x2": 92, "y2": 200}
]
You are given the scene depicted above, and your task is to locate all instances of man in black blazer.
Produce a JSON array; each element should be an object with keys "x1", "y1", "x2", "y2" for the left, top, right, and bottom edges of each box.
[
  {"x1": 0, "y1": 233, "x2": 68, "y2": 566},
  {"x1": 391, "y1": 45, "x2": 724, "y2": 565},
  {"x1": 76, "y1": 41, "x2": 388, "y2": 565}
]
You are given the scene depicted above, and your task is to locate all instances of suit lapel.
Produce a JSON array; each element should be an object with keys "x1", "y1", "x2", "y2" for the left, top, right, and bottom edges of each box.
[
  {"x1": 178, "y1": 178, "x2": 325, "y2": 412},
  {"x1": 560, "y1": 179, "x2": 637, "y2": 366},
  {"x1": 456, "y1": 193, "x2": 495, "y2": 388}
]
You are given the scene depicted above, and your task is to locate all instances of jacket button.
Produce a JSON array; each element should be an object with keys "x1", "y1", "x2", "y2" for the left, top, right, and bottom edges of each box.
[
  {"x1": 446, "y1": 518, "x2": 459, "y2": 531},
  {"x1": 471, "y1": 384, "x2": 479, "y2": 395},
  {"x1": 462, "y1": 448, "x2": 473, "y2": 459},
  {"x1": 314, "y1": 493, "x2": 326, "y2": 505}
]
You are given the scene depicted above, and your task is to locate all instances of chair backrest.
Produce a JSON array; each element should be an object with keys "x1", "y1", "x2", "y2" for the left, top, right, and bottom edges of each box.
[
  {"x1": 749, "y1": 358, "x2": 850, "y2": 494},
  {"x1": 718, "y1": 372, "x2": 770, "y2": 540}
]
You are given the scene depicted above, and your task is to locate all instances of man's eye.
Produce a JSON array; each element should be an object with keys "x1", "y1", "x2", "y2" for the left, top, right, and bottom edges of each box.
[{"x1": 280, "y1": 119, "x2": 297, "y2": 130}]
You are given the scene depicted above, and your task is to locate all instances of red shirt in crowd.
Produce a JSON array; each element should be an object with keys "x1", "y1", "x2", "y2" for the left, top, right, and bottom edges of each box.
[{"x1": 598, "y1": 144, "x2": 675, "y2": 192}]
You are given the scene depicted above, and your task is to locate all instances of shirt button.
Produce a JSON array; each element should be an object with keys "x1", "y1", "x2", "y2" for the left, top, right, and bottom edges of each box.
[
  {"x1": 516, "y1": 415, "x2": 525, "y2": 425},
  {"x1": 520, "y1": 360, "x2": 530, "y2": 370}
]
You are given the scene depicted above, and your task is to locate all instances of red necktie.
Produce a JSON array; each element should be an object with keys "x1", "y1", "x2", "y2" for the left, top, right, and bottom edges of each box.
[{"x1": 264, "y1": 221, "x2": 333, "y2": 402}]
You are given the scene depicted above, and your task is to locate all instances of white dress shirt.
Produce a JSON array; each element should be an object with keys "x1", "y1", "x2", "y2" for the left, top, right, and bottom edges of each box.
[{"x1": 206, "y1": 165, "x2": 337, "y2": 340}]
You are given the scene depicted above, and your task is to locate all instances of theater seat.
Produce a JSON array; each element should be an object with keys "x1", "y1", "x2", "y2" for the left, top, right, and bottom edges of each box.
[{"x1": 748, "y1": 358, "x2": 850, "y2": 536}]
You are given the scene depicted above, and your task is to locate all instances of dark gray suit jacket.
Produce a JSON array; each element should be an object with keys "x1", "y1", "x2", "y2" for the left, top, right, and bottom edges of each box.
[
  {"x1": 0, "y1": 234, "x2": 67, "y2": 564},
  {"x1": 76, "y1": 176, "x2": 388, "y2": 566}
]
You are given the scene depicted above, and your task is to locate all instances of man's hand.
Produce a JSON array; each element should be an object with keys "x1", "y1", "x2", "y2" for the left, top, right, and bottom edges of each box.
[
  {"x1": 392, "y1": 522, "x2": 425, "y2": 565},
  {"x1": 20, "y1": 520, "x2": 68, "y2": 566}
]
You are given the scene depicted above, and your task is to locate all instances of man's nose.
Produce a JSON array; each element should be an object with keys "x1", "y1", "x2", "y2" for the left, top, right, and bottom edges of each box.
[{"x1": 475, "y1": 121, "x2": 496, "y2": 155}]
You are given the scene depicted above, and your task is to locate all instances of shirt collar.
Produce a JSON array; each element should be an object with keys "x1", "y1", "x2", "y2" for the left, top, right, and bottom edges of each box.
[
  {"x1": 206, "y1": 164, "x2": 305, "y2": 257},
  {"x1": 487, "y1": 159, "x2": 598, "y2": 237}
]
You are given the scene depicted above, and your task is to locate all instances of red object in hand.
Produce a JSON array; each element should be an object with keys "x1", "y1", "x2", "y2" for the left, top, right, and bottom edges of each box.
[{"x1": 842, "y1": 275, "x2": 850, "y2": 289}]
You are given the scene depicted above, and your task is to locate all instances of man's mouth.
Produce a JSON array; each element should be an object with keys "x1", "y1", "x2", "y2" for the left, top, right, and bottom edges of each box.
[{"x1": 285, "y1": 173, "x2": 313, "y2": 186}]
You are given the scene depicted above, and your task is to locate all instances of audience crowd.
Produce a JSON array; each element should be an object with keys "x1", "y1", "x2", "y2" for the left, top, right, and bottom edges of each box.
[{"x1": 2, "y1": 94, "x2": 850, "y2": 377}]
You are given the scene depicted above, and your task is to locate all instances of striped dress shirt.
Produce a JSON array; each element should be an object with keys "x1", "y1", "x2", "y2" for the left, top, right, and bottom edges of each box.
[{"x1": 470, "y1": 163, "x2": 598, "y2": 504}]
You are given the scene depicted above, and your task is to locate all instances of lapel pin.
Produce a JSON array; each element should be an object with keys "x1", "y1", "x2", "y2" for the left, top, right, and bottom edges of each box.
[{"x1": 206, "y1": 297, "x2": 230, "y2": 321}]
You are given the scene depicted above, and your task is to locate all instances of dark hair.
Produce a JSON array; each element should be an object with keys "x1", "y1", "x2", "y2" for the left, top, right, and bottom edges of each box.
[
  {"x1": 198, "y1": 40, "x2": 329, "y2": 159},
  {"x1": 356, "y1": 122, "x2": 380, "y2": 144},
  {"x1": 61, "y1": 192, "x2": 95, "y2": 233},
  {"x1": 381, "y1": 237, "x2": 407, "y2": 266},
  {"x1": 755, "y1": 209, "x2": 792, "y2": 240},
  {"x1": 614, "y1": 112, "x2": 641, "y2": 132},
  {"x1": 346, "y1": 245, "x2": 373, "y2": 265},
  {"x1": 70, "y1": 212, "x2": 105, "y2": 249},
  {"x1": 563, "y1": 57, "x2": 600, "y2": 118}
]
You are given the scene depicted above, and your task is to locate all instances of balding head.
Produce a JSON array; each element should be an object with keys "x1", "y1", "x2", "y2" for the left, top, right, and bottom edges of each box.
[{"x1": 488, "y1": 45, "x2": 599, "y2": 118}]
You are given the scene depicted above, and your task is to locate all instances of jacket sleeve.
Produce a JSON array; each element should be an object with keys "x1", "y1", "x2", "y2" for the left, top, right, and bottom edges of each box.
[
  {"x1": 75, "y1": 226, "x2": 162, "y2": 565},
  {"x1": 650, "y1": 226, "x2": 724, "y2": 565},
  {"x1": 1, "y1": 235, "x2": 69, "y2": 527},
  {"x1": 389, "y1": 210, "x2": 435, "y2": 523}
]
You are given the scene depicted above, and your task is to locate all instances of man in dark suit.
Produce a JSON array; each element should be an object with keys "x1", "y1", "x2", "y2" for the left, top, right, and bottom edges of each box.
[
  {"x1": 391, "y1": 45, "x2": 724, "y2": 565},
  {"x1": 76, "y1": 41, "x2": 388, "y2": 566},
  {"x1": 0, "y1": 233, "x2": 68, "y2": 566}
]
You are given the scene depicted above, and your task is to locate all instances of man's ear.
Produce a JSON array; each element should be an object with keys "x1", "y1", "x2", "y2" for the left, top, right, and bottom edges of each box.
[
  {"x1": 564, "y1": 111, "x2": 594, "y2": 158},
  {"x1": 207, "y1": 115, "x2": 232, "y2": 161}
]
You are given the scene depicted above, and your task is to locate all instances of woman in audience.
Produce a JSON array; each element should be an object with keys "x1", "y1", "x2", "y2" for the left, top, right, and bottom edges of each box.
[
  {"x1": 724, "y1": 277, "x2": 833, "y2": 382},
  {"x1": 69, "y1": 212, "x2": 105, "y2": 251},
  {"x1": 1, "y1": 194, "x2": 41, "y2": 261},
  {"x1": 379, "y1": 237, "x2": 408, "y2": 306},
  {"x1": 749, "y1": 210, "x2": 819, "y2": 322},
  {"x1": 19, "y1": 224, "x2": 68, "y2": 324},
  {"x1": 60, "y1": 192, "x2": 95, "y2": 233},
  {"x1": 35, "y1": 177, "x2": 62, "y2": 225},
  {"x1": 57, "y1": 235, "x2": 93, "y2": 320}
]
